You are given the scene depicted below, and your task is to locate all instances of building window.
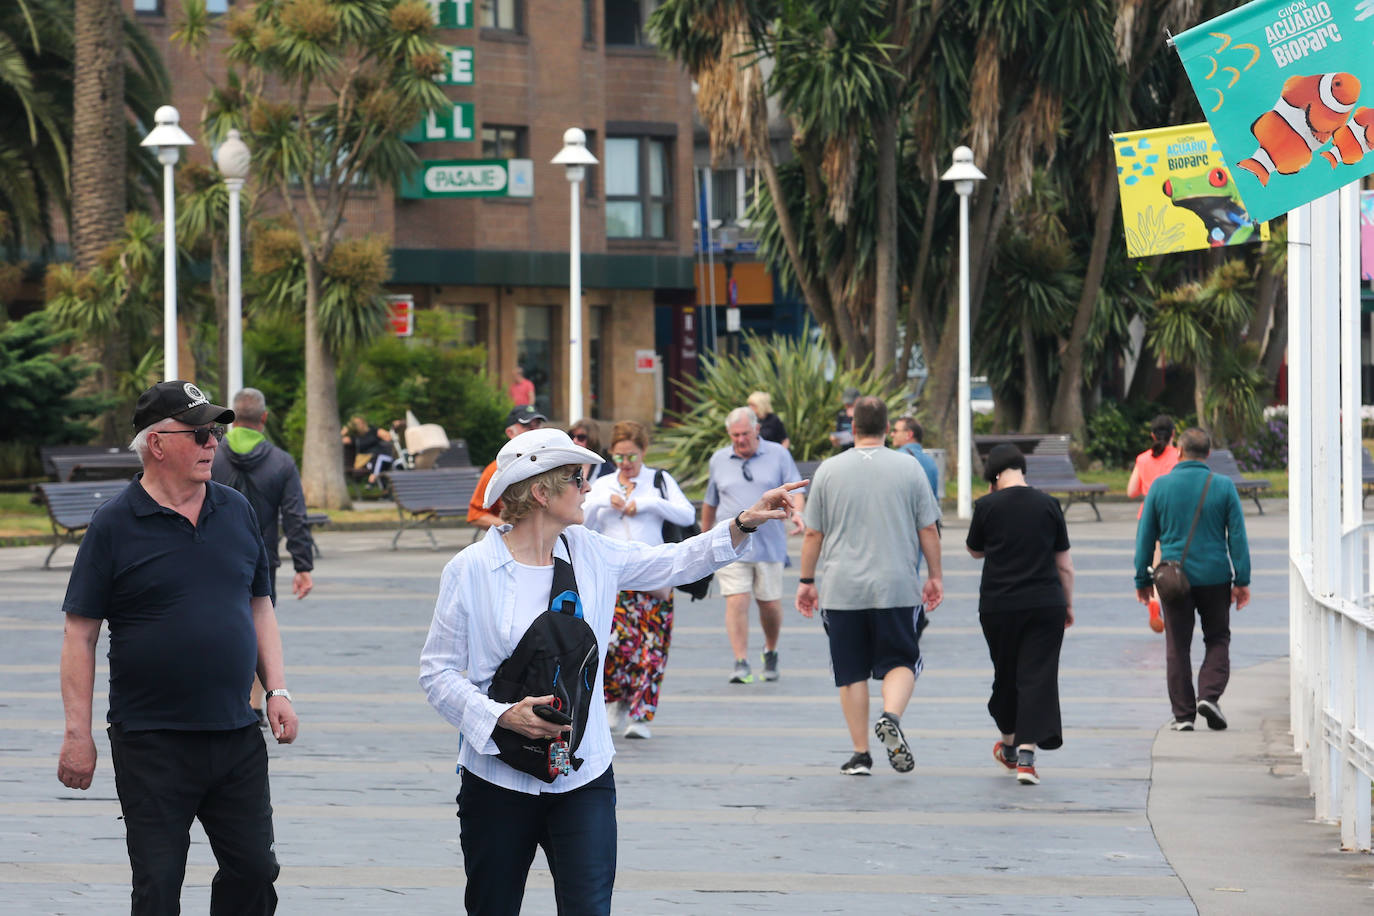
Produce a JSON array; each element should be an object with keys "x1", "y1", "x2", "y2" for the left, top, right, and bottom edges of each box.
[
  {"x1": 583, "y1": 129, "x2": 599, "y2": 200},
  {"x1": 707, "y1": 167, "x2": 757, "y2": 227},
  {"x1": 133, "y1": 0, "x2": 164, "y2": 13},
  {"x1": 206, "y1": 0, "x2": 229, "y2": 13},
  {"x1": 583, "y1": 0, "x2": 596, "y2": 44},
  {"x1": 482, "y1": 0, "x2": 522, "y2": 32},
  {"x1": 481, "y1": 125, "x2": 527, "y2": 160},
  {"x1": 588, "y1": 306, "x2": 609, "y2": 419},
  {"x1": 606, "y1": 136, "x2": 671, "y2": 239},
  {"x1": 605, "y1": 0, "x2": 661, "y2": 46},
  {"x1": 437, "y1": 302, "x2": 484, "y2": 347},
  {"x1": 516, "y1": 305, "x2": 553, "y2": 419}
]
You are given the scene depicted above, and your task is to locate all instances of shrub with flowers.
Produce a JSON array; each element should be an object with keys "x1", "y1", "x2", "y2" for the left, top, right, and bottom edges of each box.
[{"x1": 1236, "y1": 408, "x2": 1287, "y2": 470}]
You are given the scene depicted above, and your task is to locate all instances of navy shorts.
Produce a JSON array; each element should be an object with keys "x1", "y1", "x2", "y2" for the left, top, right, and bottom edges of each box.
[{"x1": 821, "y1": 606, "x2": 926, "y2": 687}]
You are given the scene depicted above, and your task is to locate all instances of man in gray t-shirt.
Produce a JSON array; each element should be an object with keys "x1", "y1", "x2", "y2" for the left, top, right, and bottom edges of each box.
[{"x1": 796, "y1": 397, "x2": 943, "y2": 776}]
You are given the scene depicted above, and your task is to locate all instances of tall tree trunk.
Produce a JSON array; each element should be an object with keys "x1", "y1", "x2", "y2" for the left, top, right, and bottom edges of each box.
[
  {"x1": 74, "y1": 0, "x2": 126, "y2": 441},
  {"x1": 1260, "y1": 291, "x2": 1288, "y2": 398},
  {"x1": 1049, "y1": 149, "x2": 1117, "y2": 438},
  {"x1": 1194, "y1": 361, "x2": 1211, "y2": 436},
  {"x1": 899, "y1": 168, "x2": 941, "y2": 382},
  {"x1": 1019, "y1": 318, "x2": 1047, "y2": 432},
  {"x1": 874, "y1": 114, "x2": 898, "y2": 379},
  {"x1": 1246, "y1": 243, "x2": 1281, "y2": 352},
  {"x1": 300, "y1": 257, "x2": 351, "y2": 510}
]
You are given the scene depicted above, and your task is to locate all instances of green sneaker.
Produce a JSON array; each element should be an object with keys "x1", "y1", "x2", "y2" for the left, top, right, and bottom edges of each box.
[{"x1": 729, "y1": 658, "x2": 753, "y2": 684}]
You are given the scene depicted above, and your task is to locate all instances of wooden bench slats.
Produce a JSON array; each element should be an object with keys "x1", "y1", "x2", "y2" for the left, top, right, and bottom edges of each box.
[
  {"x1": 1022, "y1": 454, "x2": 1108, "y2": 521},
  {"x1": 1204, "y1": 449, "x2": 1271, "y2": 514},
  {"x1": 35, "y1": 481, "x2": 130, "y2": 569},
  {"x1": 387, "y1": 468, "x2": 484, "y2": 549}
]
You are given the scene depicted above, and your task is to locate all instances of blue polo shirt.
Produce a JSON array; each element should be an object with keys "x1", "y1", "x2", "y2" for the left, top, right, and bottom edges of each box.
[
  {"x1": 62, "y1": 476, "x2": 272, "y2": 732},
  {"x1": 897, "y1": 442, "x2": 940, "y2": 500},
  {"x1": 704, "y1": 439, "x2": 802, "y2": 564}
]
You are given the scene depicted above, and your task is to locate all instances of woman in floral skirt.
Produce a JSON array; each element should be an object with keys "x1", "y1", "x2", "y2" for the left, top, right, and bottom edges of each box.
[{"x1": 582, "y1": 421, "x2": 696, "y2": 739}]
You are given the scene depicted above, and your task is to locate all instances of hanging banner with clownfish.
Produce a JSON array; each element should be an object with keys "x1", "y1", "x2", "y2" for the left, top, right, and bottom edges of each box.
[
  {"x1": 1174, "y1": 0, "x2": 1374, "y2": 223},
  {"x1": 1112, "y1": 123, "x2": 1270, "y2": 257}
]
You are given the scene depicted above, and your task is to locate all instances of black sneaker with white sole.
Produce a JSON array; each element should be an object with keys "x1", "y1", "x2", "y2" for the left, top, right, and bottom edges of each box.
[
  {"x1": 873, "y1": 712, "x2": 915, "y2": 773},
  {"x1": 1197, "y1": 699, "x2": 1228, "y2": 730},
  {"x1": 840, "y1": 751, "x2": 872, "y2": 775}
]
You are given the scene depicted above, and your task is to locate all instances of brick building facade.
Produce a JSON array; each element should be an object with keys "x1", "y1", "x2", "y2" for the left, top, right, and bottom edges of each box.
[{"x1": 127, "y1": 0, "x2": 697, "y2": 427}]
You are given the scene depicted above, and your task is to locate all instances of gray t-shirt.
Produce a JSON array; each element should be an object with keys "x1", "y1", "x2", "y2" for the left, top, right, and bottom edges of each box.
[{"x1": 803, "y1": 446, "x2": 942, "y2": 610}]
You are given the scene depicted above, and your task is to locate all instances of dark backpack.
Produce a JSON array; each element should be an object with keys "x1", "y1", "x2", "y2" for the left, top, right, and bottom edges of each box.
[
  {"x1": 487, "y1": 535, "x2": 600, "y2": 783},
  {"x1": 654, "y1": 469, "x2": 713, "y2": 601}
]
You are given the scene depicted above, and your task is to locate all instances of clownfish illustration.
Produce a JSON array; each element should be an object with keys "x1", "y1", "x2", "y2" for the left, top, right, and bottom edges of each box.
[
  {"x1": 1321, "y1": 107, "x2": 1374, "y2": 168},
  {"x1": 1237, "y1": 72, "x2": 1360, "y2": 186}
]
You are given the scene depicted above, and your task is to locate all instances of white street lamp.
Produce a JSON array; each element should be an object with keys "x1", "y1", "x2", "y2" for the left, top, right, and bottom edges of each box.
[
  {"x1": 216, "y1": 129, "x2": 251, "y2": 401},
  {"x1": 941, "y1": 145, "x2": 985, "y2": 520},
  {"x1": 551, "y1": 127, "x2": 598, "y2": 422},
  {"x1": 140, "y1": 105, "x2": 195, "y2": 381}
]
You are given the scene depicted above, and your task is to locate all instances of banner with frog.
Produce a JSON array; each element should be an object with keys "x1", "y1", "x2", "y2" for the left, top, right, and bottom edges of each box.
[
  {"x1": 1113, "y1": 122, "x2": 1270, "y2": 257},
  {"x1": 1174, "y1": 0, "x2": 1374, "y2": 223}
]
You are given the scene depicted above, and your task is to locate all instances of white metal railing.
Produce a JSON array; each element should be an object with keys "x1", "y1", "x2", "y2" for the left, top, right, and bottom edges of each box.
[{"x1": 1288, "y1": 529, "x2": 1374, "y2": 851}]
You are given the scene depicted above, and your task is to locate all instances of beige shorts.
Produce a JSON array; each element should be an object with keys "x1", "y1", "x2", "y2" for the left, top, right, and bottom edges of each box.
[{"x1": 715, "y1": 561, "x2": 784, "y2": 602}]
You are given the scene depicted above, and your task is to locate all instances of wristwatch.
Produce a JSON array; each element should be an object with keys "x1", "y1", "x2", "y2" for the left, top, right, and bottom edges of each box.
[{"x1": 264, "y1": 688, "x2": 293, "y2": 703}]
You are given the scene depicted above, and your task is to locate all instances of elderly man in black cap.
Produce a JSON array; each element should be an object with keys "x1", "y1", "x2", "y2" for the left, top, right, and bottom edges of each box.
[
  {"x1": 57, "y1": 380, "x2": 298, "y2": 915},
  {"x1": 467, "y1": 404, "x2": 548, "y2": 531}
]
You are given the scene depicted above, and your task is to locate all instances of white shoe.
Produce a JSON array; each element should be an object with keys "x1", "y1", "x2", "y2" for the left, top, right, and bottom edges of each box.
[{"x1": 623, "y1": 720, "x2": 652, "y2": 739}]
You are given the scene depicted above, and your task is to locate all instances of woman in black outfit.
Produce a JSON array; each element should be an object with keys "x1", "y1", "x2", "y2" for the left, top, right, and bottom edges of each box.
[
  {"x1": 965, "y1": 444, "x2": 1075, "y2": 785},
  {"x1": 747, "y1": 391, "x2": 790, "y2": 450}
]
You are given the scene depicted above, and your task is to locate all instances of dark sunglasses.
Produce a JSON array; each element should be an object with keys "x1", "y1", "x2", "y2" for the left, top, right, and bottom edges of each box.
[
  {"x1": 157, "y1": 425, "x2": 225, "y2": 446},
  {"x1": 741, "y1": 460, "x2": 753, "y2": 483},
  {"x1": 566, "y1": 469, "x2": 586, "y2": 490},
  {"x1": 571, "y1": 432, "x2": 589, "y2": 443}
]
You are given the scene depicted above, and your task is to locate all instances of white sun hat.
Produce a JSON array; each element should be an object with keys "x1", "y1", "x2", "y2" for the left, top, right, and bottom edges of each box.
[{"x1": 483, "y1": 428, "x2": 604, "y2": 508}]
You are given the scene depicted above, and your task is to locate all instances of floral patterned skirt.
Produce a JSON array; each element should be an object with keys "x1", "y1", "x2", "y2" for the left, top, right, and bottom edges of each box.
[{"x1": 603, "y1": 590, "x2": 674, "y2": 722}]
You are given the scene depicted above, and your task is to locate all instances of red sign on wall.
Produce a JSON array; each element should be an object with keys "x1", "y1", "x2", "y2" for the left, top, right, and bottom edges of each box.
[{"x1": 387, "y1": 295, "x2": 414, "y2": 337}]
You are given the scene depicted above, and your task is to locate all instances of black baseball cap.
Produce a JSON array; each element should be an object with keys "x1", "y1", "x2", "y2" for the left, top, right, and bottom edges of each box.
[
  {"x1": 132, "y1": 380, "x2": 235, "y2": 431},
  {"x1": 506, "y1": 405, "x2": 547, "y2": 427}
]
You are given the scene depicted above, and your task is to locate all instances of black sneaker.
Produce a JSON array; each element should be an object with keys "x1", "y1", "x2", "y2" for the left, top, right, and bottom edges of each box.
[
  {"x1": 761, "y1": 649, "x2": 779, "y2": 682},
  {"x1": 873, "y1": 712, "x2": 915, "y2": 773},
  {"x1": 1197, "y1": 699, "x2": 1228, "y2": 730},
  {"x1": 840, "y1": 751, "x2": 872, "y2": 776}
]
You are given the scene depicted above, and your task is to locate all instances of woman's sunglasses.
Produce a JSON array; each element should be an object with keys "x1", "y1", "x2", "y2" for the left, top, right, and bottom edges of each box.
[
  {"x1": 566, "y1": 469, "x2": 586, "y2": 490},
  {"x1": 611, "y1": 453, "x2": 640, "y2": 464},
  {"x1": 157, "y1": 425, "x2": 226, "y2": 446},
  {"x1": 571, "y1": 432, "x2": 589, "y2": 443}
]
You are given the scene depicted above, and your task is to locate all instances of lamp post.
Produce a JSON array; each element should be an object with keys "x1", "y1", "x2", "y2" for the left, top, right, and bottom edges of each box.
[
  {"x1": 941, "y1": 145, "x2": 985, "y2": 520},
  {"x1": 140, "y1": 105, "x2": 195, "y2": 381},
  {"x1": 215, "y1": 129, "x2": 251, "y2": 401},
  {"x1": 551, "y1": 128, "x2": 599, "y2": 422},
  {"x1": 719, "y1": 223, "x2": 739, "y2": 356}
]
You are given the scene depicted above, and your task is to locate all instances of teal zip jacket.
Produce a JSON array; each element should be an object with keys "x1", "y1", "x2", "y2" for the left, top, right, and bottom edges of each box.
[{"x1": 1134, "y1": 459, "x2": 1250, "y2": 589}]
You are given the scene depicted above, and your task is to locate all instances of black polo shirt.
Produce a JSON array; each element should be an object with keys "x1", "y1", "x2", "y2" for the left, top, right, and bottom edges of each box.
[{"x1": 62, "y1": 475, "x2": 271, "y2": 731}]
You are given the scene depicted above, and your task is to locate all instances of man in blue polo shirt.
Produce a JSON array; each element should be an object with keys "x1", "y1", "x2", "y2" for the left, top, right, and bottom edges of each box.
[
  {"x1": 57, "y1": 380, "x2": 299, "y2": 915},
  {"x1": 702, "y1": 406, "x2": 805, "y2": 683}
]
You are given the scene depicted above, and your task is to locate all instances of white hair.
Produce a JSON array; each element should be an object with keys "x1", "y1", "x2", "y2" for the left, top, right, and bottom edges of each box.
[
  {"x1": 232, "y1": 387, "x2": 267, "y2": 425},
  {"x1": 128, "y1": 418, "x2": 177, "y2": 461},
  {"x1": 724, "y1": 407, "x2": 759, "y2": 430}
]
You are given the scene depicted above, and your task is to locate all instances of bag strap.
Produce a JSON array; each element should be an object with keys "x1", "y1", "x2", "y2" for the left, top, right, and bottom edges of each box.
[
  {"x1": 550, "y1": 533, "x2": 583, "y2": 618},
  {"x1": 1179, "y1": 473, "x2": 1213, "y2": 565},
  {"x1": 653, "y1": 468, "x2": 667, "y2": 499}
]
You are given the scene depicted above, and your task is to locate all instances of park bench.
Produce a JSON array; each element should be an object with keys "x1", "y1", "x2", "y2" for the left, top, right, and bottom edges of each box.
[
  {"x1": 974, "y1": 433, "x2": 1071, "y2": 460},
  {"x1": 387, "y1": 467, "x2": 484, "y2": 550},
  {"x1": 1205, "y1": 449, "x2": 1271, "y2": 514},
  {"x1": 34, "y1": 480, "x2": 129, "y2": 569},
  {"x1": 47, "y1": 450, "x2": 142, "y2": 482},
  {"x1": 1022, "y1": 453, "x2": 1109, "y2": 521}
]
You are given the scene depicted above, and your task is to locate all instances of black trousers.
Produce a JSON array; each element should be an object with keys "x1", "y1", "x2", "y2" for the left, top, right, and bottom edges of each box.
[
  {"x1": 457, "y1": 766, "x2": 617, "y2": 916},
  {"x1": 979, "y1": 606, "x2": 1067, "y2": 750},
  {"x1": 1162, "y1": 581, "x2": 1233, "y2": 722},
  {"x1": 107, "y1": 724, "x2": 279, "y2": 916}
]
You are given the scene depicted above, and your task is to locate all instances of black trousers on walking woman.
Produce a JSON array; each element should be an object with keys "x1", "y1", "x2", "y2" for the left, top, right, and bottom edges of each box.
[{"x1": 979, "y1": 605, "x2": 1067, "y2": 749}]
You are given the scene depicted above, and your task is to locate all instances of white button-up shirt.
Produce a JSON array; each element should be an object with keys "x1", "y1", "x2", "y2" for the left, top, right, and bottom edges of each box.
[
  {"x1": 582, "y1": 464, "x2": 695, "y2": 546},
  {"x1": 419, "y1": 520, "x2": 748, "y2": 794}
]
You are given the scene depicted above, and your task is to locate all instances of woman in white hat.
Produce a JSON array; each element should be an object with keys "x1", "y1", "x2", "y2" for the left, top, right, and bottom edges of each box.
[{"x1": 420, "y1": 428, "x2": 803, "y2": 915}]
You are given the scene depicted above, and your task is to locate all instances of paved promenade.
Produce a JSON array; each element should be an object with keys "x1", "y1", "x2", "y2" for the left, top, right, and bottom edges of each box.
[{"x1": 2, "y1": 499, "x2": 1372, "y2": 914}]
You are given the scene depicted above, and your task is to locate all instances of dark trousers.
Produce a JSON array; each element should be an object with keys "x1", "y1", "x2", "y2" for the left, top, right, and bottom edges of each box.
[
  {"x1": 1162, "y1": 581, "x2": 1233, "y2": 722},
  {"x1": 458, "y1": 766, "x2": 616, "y2": 916},
  {"x1": 107, "y1": 724, "x2": 279, "y2": 916},
  {"x1": 979, "y1": 606, "x2": 1067, "y2": 750}
]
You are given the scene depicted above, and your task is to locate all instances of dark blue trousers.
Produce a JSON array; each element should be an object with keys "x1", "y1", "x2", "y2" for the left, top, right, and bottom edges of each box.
[
  {"x1": 457, "y1": 766, "x2": 616, "y2": 915},
  {"x1": 107, "y1": 724, "x2": 279, "y2": 915}
]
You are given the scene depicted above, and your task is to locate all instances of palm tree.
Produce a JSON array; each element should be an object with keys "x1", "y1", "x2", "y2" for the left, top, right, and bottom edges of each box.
[
  {"x1": 179, "y1": 0, "x2": 449, "y2": 508},
  {"x1": 72, "y1": 0, "x2": 124, "y2": 272}
]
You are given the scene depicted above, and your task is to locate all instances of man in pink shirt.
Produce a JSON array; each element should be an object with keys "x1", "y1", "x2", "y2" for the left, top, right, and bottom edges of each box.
[{"x1": 509, "y1": 367, "x2": 535, "y2": 407}]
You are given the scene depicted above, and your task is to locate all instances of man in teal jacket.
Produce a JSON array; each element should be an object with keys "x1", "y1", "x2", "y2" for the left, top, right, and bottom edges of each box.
[{"x1": 1133, "y1": 428, "x2": 1251, "y2": 731}]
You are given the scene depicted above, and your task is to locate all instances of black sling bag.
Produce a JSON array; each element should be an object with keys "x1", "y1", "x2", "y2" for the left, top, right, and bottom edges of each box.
[{"x1": 486, "y1": 535, "x2": 599, "y2": 783}]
